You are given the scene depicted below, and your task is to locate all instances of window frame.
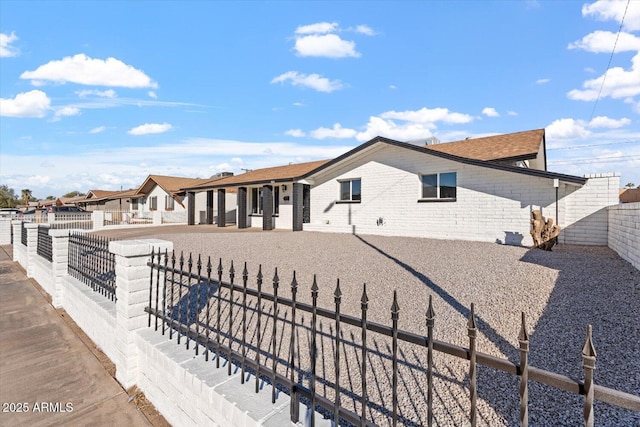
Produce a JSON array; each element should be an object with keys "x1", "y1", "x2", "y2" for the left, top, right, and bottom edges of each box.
[
  {"x1": 419, "y1": 172, "x2": 457, "y2": 202},
  {"x1": 149, "y1": 196, "x2": 158, "y2": 211},
  {"x1": 131, "y1": 198, "x2": 139, "y2": 210},
  {"x1": 337, "y1": 178, "x2": 361, "y2": 203},
  {"x1": 165, "y1": 195, "x2": 175, "y2": 211},
  {"x1": 250, "y1": 186, "x2": 279, "y2": 216}
]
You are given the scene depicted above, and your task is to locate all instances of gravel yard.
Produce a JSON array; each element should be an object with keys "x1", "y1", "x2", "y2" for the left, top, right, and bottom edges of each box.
[{"x1": 96, "y1": 225, "x2": 640, "y2": 426}]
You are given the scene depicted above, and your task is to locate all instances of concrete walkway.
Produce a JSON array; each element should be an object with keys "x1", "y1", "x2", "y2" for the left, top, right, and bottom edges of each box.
[{"x1": 0, "y1": 245, "x2": 153, "y2": 427}]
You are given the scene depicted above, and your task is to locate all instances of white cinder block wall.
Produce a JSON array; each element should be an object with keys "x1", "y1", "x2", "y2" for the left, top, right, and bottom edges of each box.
[
  {"x1": 559, "y1": 173, "x2": 620, "y2": 245},
  {"x1": 608, "y1": 202, "x2": 640, "y2": 270},
  {"x1": 307, "y1": 145, "x2": 618, "y2": 246}
]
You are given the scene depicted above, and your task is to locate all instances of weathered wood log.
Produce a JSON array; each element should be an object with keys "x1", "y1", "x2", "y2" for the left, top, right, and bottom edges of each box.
[{"x1": 530, "y1": 210, "x2": 561, "y2": 251}]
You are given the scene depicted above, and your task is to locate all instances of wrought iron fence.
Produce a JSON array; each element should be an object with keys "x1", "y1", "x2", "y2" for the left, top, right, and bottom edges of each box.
[
  {"x1": 103, "y1": 210, "x2": 153, "y2": 226},
  {"x1": 21, "y1": 222, "x2": 27, "y2": 246},
  {"x1": 68, "y1": 232, "x2": 116, "y2": 301},
  {"x1": 146, "y1": 250, "x2": 640, "y2": 427},
  {"x1": 37, "y1": 225, "x2": 52, "y2": 262},
  {"x1": 51, "y1": 213, "x2": 93, "y2": 230}
]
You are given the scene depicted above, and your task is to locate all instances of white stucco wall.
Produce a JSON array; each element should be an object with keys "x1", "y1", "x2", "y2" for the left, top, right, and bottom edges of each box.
[
  {"x1": 143, "y1": 185, "x2": 186, "y2": 213},
  {"x1": 305, "y1": 145, "x2": 617, "y2": 246}
]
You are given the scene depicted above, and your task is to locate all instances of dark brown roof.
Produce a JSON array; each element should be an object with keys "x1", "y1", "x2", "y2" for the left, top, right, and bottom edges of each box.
[
  {"x1": 83, "y1": 189, "x2": 139, "y2": 202},
  {"x1": 186, "y1": 160, "x2": 331, "y2": 190},
  {"x1": 426, "y1": 129, "x2": 544, "y2": 161}
]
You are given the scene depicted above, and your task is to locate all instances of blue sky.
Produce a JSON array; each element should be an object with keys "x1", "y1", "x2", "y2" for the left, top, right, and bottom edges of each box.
[{"x1": 1, "y1": 0, "x2": 639, "y2": 198}]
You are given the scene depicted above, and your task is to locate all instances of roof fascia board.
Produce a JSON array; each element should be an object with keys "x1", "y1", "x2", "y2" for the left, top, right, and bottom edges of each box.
[{"x1": 303, "y1": 136, "x2": 586, "y2": 185}]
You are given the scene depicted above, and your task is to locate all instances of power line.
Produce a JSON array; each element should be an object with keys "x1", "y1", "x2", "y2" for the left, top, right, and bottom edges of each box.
[
  {"x1": 548, "y1": 140, "x2": 640, "y2": 151},
  {"x1": 588, "y1": 0, "x2": 631, "y2": 122},
  {"x1": 549, "y1": 156, "x2": 640, "y2": 165}
]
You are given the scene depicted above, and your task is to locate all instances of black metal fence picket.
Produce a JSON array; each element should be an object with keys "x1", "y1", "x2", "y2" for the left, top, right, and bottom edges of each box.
[
  {"x1": 21, "y1": 222, "x2": 27, "y2": 246},
  {"x1": 146, "y1": 249, "x2": 640, "y2": 427},
  {"x1": 68, "y1": 232, "x2": 116, "y2": 301},
  {"x1": 36, "y1": 225, "x2": 52, "y2": 262}
]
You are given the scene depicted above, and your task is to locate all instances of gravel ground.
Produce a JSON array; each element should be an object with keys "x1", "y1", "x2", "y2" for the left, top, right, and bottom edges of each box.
[{"x1": 96, "y1": 225, "x2": 640, "y2": 426}]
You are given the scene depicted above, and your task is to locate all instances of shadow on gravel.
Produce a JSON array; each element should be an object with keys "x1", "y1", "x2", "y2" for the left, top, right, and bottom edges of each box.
[
  {"x1": 354, "y1": 234, "x2": 522, "y2": 424},
  {"x1": 520, "y1": 245, "x2": 640, "y2": 426}
]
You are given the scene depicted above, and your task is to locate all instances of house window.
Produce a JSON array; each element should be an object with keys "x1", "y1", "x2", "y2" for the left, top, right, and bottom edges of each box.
[
  {"x1": 251, "y1": 186, "x2": 279, "y2": 215},
  {"x1": 339, "y1": 178, "x2": 361, "y2": 202},
  {"x1": 165, "y1": 195, "x2": 175, "y2": 211},
  {"x1": 420, "y1": 172, "x2": 457, "y2": 200},
  {"x1": 132, "y1": 198, "x2": 139, "y2": 210},
  {"x1": 149, "y1": 196, "x2": 158, "y2": 211}
]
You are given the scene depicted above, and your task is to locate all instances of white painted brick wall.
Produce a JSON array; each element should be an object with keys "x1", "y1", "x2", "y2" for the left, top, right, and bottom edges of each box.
[
  {"x1": 608, "y1": 202, "x2": 640, "y2": 270},
  {"x1": 307, "y1": 145, "x2": 619, "y2": 246},
  {"x1": 0, "y1": 219, "x2": 12, "y2": 245}
]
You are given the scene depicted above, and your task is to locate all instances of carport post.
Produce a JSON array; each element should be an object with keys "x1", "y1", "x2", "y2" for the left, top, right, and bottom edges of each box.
[{"x1": 187, "y1": 192, "x2": 195, "y2": 225}]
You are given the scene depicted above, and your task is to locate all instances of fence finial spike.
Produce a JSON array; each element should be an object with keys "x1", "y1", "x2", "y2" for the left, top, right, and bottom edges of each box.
[
  {"x1": 217, "y1": 258, "x2": 223, "y2": 274},
  {"x1": 206, "y1": 256, "x2": 212, "y2": 272},
  {"x1": 257, "y1": 264, "x2": 263, "y2": 281},
  {"x1": 311, "y1": 274, "x2": 319, "y2": 294},
  {"x1": 291, "y1": 271, "x2": 298, "y2": 290},
  {"x1": 519, "y1": 312, "x2": 529, "y2": 342},
  {"x1": 426, "y1": 295, "x2": 435, "y2": 320},
  {"x1": 273, "y1": 267, "x2": 279, "y2": 287},
  {"x1": 334, "y1": 279, "x2": 342, "y2": 299},
  {"x1": 391, "y1": 290, "x2": 400, "y2": 315},
  {"x1": 229, "y1": 260, "x2": 235, "y2": 275},
  {"x1": 582, "y1": 324, "x2": 597, "y2": 358},
  {"x1": 467, "y1": 303, "x2": 477, "y2": 330},
  {"x1": 243, "y1": 261, "x2": 248, "y2": 278},
  {"x1": 197, "y1": 254, "x2": 202, "y2": 269},
  {"x1": 361, "y1": 283, "x2": 369, "y2": 305}
]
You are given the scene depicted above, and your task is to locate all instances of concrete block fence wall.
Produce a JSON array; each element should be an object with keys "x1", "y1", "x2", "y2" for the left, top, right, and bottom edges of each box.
[
  {"x1": 0, "y1": 218, "x2": 11, "y2": 245},
  {"x1": 10, "y1": 226, "x2": 319, "y2": 426},
  {"x1": 608, "y1": 202, "x2": 640, "y2": 270}
]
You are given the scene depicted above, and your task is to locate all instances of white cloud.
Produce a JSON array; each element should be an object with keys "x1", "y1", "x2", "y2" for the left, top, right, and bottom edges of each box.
[
  {"x1": 389, "y1": 84, "x2": 397, "y2": 90},
  {"x1": 582, "y1": 0, "x2": 640, "y2": 32},
  {"x1": 567, "y1": 52, "x2": 640, "y2": 101},
  {"x1": 507, "y1": 111, "x2": 518, "y2": 116},
  {"x1": 295, "y1": 22, "x2": 338, "y2": 35},
  {"x1": 294, "y1": 34, "x2": 360, "y2": 58},
  {"x1": 546, "y1": 115, "x2": 631, "y2": 140},
  {"x1": 536, "y1": 78, "x2": 551, "y2": 84},
  {"x1": 0, "y1": 90, "x2": 51, "y2": 118},
  {"x1": 271, "y1": 71, "x2": 344, "y2": 93},
  {"x1": 293, "y1": 102, "x2": 304, "y2": 107},
  {"x1": 355, "y1": 116, "x2": 434, "y2": 142},
  {"x1": 76, "y1": 89, "x2": 117, "y2": 98},
  {"x1": 285, "y1": 129, "x2": 306, "y2": 137},
  {"x1": 54, "y1": 106, "x2": 81, "y2": 118},
  {"x1": 21, "y1": 54, "x2": 158, "y2": 88},
  {"x1": 310, "y1": 123, "x2": 357, "y2": 139},
  {"x1": 128, "y1": 123, "x2": 172, "y2": 135},
  {"x1": 588, "y1": 115, "x2": 631, "y2": 128},
  {"x1": 148, "y1": 91, "x2": 158, "y2": 99},
  {"x1": 0, "y1": 32, "x2": 19, "y2": 57},
  {"x1": 546, "y1": 118, "x2": 592, "y2": 140},
  {"x1": 482, "y1": 107, "x2": 500, "y2": 117},
  {"x1": 380, "y1": 107, "x2": 474, "y2": 125},
  {"x1": 355, "y1": 25, "x2": 376, "y2": 36},
  {"x1": 569, "y1": 30, "x2": 640, "y2": 53},
  {"x1": 89, "y1": 126, "x2": 106, "y2": 134}
]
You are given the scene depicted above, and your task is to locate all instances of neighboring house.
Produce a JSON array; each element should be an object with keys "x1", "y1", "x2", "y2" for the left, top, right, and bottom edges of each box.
[
  {"x1": 79, "y1": 189, "x2": 140, "y2": 211},
  {"x1": 134, "y1": 175, "x2": 223, "y2": 220},
  {"x1": 184, "y1": 161, "x2": 328, "y2": 229},
  {"x1": 185, "y1": 129, "x2": 619, "y2": 246}
]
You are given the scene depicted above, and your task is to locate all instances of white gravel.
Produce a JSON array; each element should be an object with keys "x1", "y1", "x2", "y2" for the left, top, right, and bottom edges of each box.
[{"x1": 96, "y1": 226, "x2": 640, "y2": 426}]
